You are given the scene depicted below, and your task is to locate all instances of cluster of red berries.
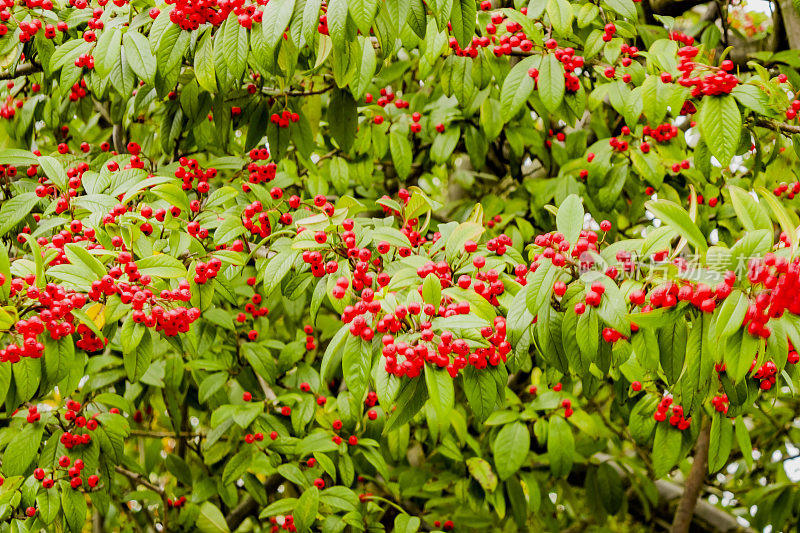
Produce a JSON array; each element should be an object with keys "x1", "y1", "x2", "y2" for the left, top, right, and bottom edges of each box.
[
  {"x1": 784, "y1": 99, "x2": 800, "y2": 120},
  {"x1": 672, "y1": 45, "x2": 740, "y2": 96},
  {"x1": 575, "y1": 281, "x2": 608, "y2": 314},
  {"x1": 533, "y1": 228, "x2": 600, "y2": 265},
  {"x1": 243, "y1": 432, "x2": 265, "y2": 443},
  {"x1": 0, "y1": 93, "x2": 22, "y2": 119},
  {"x1": 245, "y1": 151, "x2": 278, "y2": 186},
  {"x1": 751, "y1": 360, "x2": 778, "y2": 390},
  {"x1": 538, "y1": 43, "x2": 584, "y2": 92},
  {"x1": 166, "y1": 496, "x2": 187, "y2": 508},
  {"x1": 669, "y1": 31, "x2": 695, "y2": 46},
  {"x1": 601, "y1": 22, "x2": 617, "y2": 42},
  {"x1": 235, "y1": 286, "x2": 270, "y2": 325},
  {"x1": 653, "y1": 396, "x2": 691, "y2": 430},
  {"x1": 165, "y1": 0, "x2": 260, "y2": 30},
  {"x1": 484, "y1": 11, "x2": 533, "y2": 56},
  {"x1": 68, "y1": 78, "x2": 89, "y2": 102},
  {"x1": 711, "y1": 394, "x2": 729, "y2": 414},
  {"x1": 268, "y1": 514, "x2": 297, "y2": 532},
  {"x1": 13, "y1": 17, "x2": 64, "y2": 43},
  {"x1": 432, "y1": 520, "x2": 455, "y2": 531},
  {"x1": 788, "y1": 341, "x2": 799, "y2": 364},
  {"x1": 744, "y1": 254, "x2": 800, "y2": 336},
  {"x1": 0, "y1": 279, "x2": 89, "y2": 362},
  {"x1": 193, "y1": 257, "x2": 223, "y2": 284},
  {"x1": 25, "y1": 404, "x2": 41, "y2": 423},
  {"x1": 772, "y1": 181, "x2": 800, "y2": 198},
  {"x1": 177, "y1": 156, "x2": 216, "y2": 192},
  {"x1": 331, "y1": 419, "x2": 360, "y2": 446},
  {"x1": 364, "y1": 88, "x2": 409, "y2": 109},
  {"x1": 644, "y1": 123, "x2": 679, "y2": 144},
  {"x1": 669, "y1": 159, "x2": 691, "y2": 173},
  {"x1": 485, "y1": 215, "x2": 504, "y2": 229},
  {"x1": 270, "y1": 110, "x2": 300, "y2": 128}
]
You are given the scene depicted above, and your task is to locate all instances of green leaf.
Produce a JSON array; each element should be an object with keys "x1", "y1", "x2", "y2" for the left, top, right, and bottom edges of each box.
[
  {"x1": 342, "y1": 335, "x2": 370, "y2": 402},
  {"x1": 526, "y1": 259, "x2": 557, "y2": 315},
  {"x1": 61, "y1": 481, "x2": 88, "y2": 533},
  {"x1": 384, "y1": 376, "x2": 429, "y2": 433},
  {"x1": 424, "y1": 364, "x2": 454, "y2": 425},
  {"x1": 734, "y1": 416, "x2": 753, "y2": 470},
  {"x1": 123, "y1": 31, "x2": 156, "y2": 84},
  {"x1": 450, "y1": 0, "x2": 476, "y2": 49},
  {"x1": 462, "y1": 365, "x2": 498, "y2": 422},
  {"x1": 194, "y1": 29, "x2": 216, "y2": 92},
  {"x1": 652, "y1": 424, "x2": 682, "y2": 477},
  {"x1": 349, "y1": 0, "x2": 379, "y2": 34},
  {"x1": 757, "y1": 186, "x2": 797, "y2": 252},
  {"x1": 351, "y1": 37, "x2": 376, "y2": 100},
  {"x1": 731, "y1": 84, "x2": 770, "y2": 115},
  {"x1": 136, "y1": 254, "x2": 187, "y2": 278},
  {"x1": 197, "y1": 501, "x2": 231, "y2": 533},
  {"x1": 713, "y1": 290, "x2": 749, "y2": 339},
  {"x1": 556, "y1": 194, "x2": 583, "y2": 248},
  {"x1": 445, "y1": 221, "x2": 484, "y2": 262},
  {"x1": 64, "y1": 244, "x2": 106, "y2": 280},
  {"x1": 466, "y1": 457, "x2": 498, "y2": 492},
  {"x1": 546, "y1": 0, "x2": 573, "y2": 35},
  {"x1": 295, "y1": 486, "x2": 320, "y2": 531},
  {"x1": 500, "y1": 55, "x2": 538, "y2": 122},
  {"x1": 645, "y1": 199, "x2": 707, "y2": 256},
  {"x1": 727, "y1": 185, "x2": 771, "y2": 232},
  {"x1": 659, "y1": 319, "x2": 687, "y2": 385},
  {"x1": 441, "y1": 55, "x2": 474, "y2": 105},
  {"x1": 328, "y1": 88, "x2": 357, "y2": 152},
  {"x1": 157, "y1": 23, "x2": 189, "y2": 75},
  {"x1": 36, "y1": 488, "x2": 60, "y2": 524},
  {"x1": 263, "y1": 0, "x2": 296, "y2": 50},
  {"x1": 422, "y1": 273, "x2": 443, "y2": 308},
  {"x1": 223, "y1": 12, "x2": 249, "y2": 84},
  {"x1": 547, "y1": 417, "x2": 574, "y2": 477},
  {"x1": 95, "y1": 27, "x2": 122, "y2": 79},
  {"x1": 725, "y1": 329, "x2": 759, "y2": 383},
  {"x1": 38, "y1": 156, "x2": 67, "y2": 191},
  {"x1": 0, "y1": 192, "x2": 39, "y2": 237},
  {"x1": 2, "y1": 425, "x2": 43, "y2": 476},
  {"x1": 262, "y1": 249, "x2": 299, "y2": 295},
  {"x1": 124, "y1": 328, "x2": 153, "y2": 382},
  {"x1": 538, "y1": 54, "x2": 565, "y2": 112},
  {"x1": 327, "y1": 0, "x2": 350, "y2": 48},
  {"x1": 708, "y1": 415, "x2": 733, "y2": 473},
  {"x1": 13, "y1": 357, "x2": 40, "y2": 402},
  {"x1": 394, "y1": 514, "x2": 421, "y2": 533},
  {"x1": 698, "y1": 94, "x2": 741, "y2": 166},
  {"x1": 390, "y1": 129, "x2": 413, "y2": 179},
  {"x1": 602, "y1": 0, "x2": 636, "y2": 19},
  {"x1": 492, "y1": 422, "x2": 530, "y2": 480}
]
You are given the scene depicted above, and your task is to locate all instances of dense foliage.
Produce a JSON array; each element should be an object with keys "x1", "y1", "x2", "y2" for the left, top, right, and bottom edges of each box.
[{"x1": 2, "y1": 0, "x2": 800, "y2": 531}]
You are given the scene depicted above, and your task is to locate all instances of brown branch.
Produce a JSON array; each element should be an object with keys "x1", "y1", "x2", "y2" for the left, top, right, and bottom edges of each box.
[
  {"x1": 0, "y1": 63, "x2": 40, "y2": 80},
  {"x1": 116, "y1": 466, "x2": 169, "y2": 531},
  {"x1": 260, "y1": 84, "x2": 335, "y2": 98},
  {"x1": 671, "y1": 417, "x2": 711, "y2": 533},
  {"x1": 226, "y1": 474, "x2": 284, "y2": 530},
  {"x1": 114, "y1": 466, "x2": 165, "y2": 495},
  {"x1": 129, "y1": 429, "x2": 207, "y2": 439},
  {"x1": 754, "y1": 117, "x2": 800, "y2": 135}
]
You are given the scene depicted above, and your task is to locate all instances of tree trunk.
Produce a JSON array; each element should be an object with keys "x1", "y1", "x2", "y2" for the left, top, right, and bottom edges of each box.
[
  {"x1": 777, "y1": 0, "x2": 800, "y2": 49},
  {"x1": 671, "y1": 418, "x2": 712, "y2": 533}
]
